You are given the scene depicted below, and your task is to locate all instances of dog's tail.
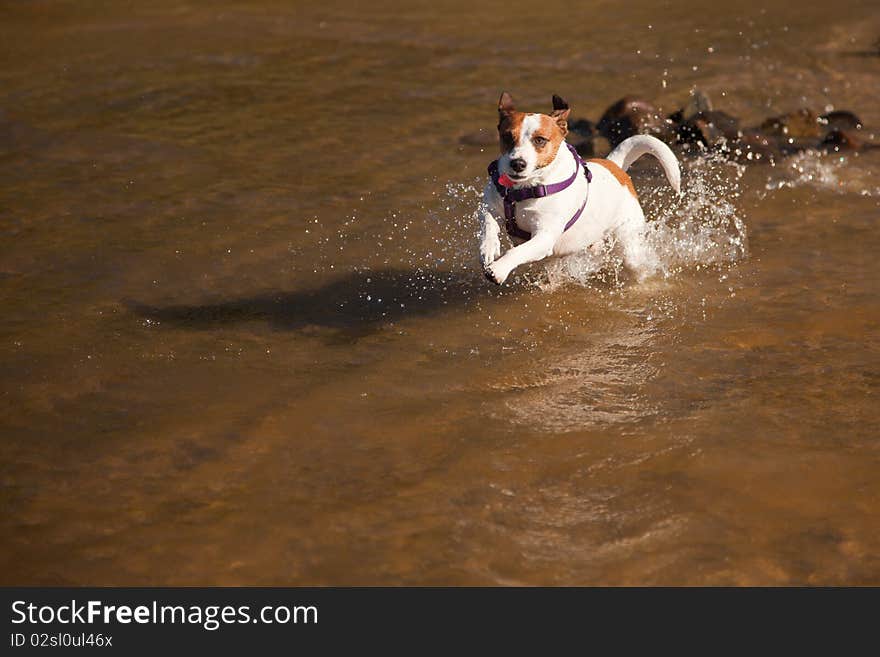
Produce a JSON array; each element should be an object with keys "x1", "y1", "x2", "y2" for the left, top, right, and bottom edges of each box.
[{"x1": 607, "y1": 135, "x2": 681, "y2": 194}]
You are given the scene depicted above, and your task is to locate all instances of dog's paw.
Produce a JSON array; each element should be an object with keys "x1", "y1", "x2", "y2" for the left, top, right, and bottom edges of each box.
[
  {"x1": 483, "y1": 261, "x2": 508, "y2": 285},
  {"x1": 479, "y1": 241, "x2": 501, "y2": 268}
]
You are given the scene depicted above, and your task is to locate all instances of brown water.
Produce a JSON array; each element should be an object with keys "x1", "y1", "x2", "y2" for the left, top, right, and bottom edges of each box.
[{"x1": 2, "y1": 0, "x2": 879, "y2": 585}]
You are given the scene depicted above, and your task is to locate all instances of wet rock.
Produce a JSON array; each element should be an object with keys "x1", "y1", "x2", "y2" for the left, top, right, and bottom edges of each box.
[
  {"x1": 567, "y1": 117, "x2": 595, "y2": 139},
  {"x1": 571, "y1": 139, "x2": 595, "y2": 158},
  {"x1": 760, "y1": 109, "x2": 822, "y2": 139},
  {"x1": 591, "y1": 135, "x2": 613, "y2": 158},
  {"x1": 778, "y1": 139, "x2": 817, "y2": 156},
  {"x1": 683, "y1": 88, "x2": 714, "y2": 118},
  {"x1": 567, "y1": 118, "x2": 596, "y2": 156},
  {"x1": 460, "y1": 91, "x2": 873, "y2": 163},
  {"x1": 677, "y1": 110, "x2": 740, "y2": 149},
  {"x1": 667, "y1": 89, "x2": 713, "y2": 131},
  {"x1": 819, "y1": 110, "x2": 863, "y2": 132},
  {"x1": 667, "y1": 108, "x2": 685, "y2": 126},
  {"x1": 818, "y1": 128, "x2": 866, "y2": 152},
  {"x1": 596, "y1": 97, "x2": 669, "y2": 146}
]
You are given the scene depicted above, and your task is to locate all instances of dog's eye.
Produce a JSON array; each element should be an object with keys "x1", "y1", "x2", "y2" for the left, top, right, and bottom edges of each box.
[
  {"x1": 500, "y1": 131, "x2": 514, "y2": 147},
  {"x1": 533, "y1": 136, "x2": 549, "y2": 147}
]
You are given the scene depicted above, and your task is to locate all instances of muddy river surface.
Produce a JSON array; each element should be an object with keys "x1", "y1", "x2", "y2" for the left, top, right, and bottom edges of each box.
[{"x1": 2, "y1": 1, "x2": 879, "y2": 585}]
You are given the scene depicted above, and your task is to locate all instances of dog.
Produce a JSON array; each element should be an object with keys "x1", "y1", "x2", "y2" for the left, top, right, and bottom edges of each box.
[{"x1": 479, "y1": 92, "x2": 681, "y2": 285}]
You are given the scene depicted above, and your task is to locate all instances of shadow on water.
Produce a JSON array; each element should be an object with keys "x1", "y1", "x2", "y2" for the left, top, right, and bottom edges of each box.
[{"x1": 127, "y1": 267, "x2": 519, "y2": 341}]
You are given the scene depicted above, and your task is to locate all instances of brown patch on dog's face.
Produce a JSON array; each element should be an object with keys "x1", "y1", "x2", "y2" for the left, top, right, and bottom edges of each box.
[
  {"x1": 589, "y1": 158, "x2": 639, "y2": 199},
  {"x1": 532, "y1": 114, "x2": 567, "y2": 167},
  {"x1": 497, "y1": 110, "x2": 526, "y2": 155}
]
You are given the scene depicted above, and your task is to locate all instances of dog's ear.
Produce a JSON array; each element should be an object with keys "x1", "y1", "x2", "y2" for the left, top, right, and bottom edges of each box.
[
  {"x1": 552, "y1": 94, "x2": 569, "y2": 112},
  {"x1": 551, "y1": 94, "x2": 571, "y2": 135},
  {"x1": 498, "y1": 91, "x2": 516, "y2": 116}
]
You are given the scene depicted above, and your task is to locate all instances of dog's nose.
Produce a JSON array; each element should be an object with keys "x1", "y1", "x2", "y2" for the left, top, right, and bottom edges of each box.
[{"x1": 510, "y1": 157, "x2": 527, "y2": 173}]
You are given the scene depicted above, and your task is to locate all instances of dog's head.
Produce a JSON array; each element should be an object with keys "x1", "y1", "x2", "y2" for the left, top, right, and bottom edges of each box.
[{"x1": 496, "y1": 92, "x2": 571, "y2": 184}]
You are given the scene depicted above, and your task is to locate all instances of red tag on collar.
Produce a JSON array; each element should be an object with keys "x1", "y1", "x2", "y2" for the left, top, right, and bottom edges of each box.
[{"x1": 497, "y1": 173, "x2": 514, "y2": 188}]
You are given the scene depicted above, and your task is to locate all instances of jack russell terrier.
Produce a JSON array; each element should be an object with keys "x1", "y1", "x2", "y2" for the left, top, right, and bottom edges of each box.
[{"x1": 479, "y1": 92, "x2": 681, "y2": 285}]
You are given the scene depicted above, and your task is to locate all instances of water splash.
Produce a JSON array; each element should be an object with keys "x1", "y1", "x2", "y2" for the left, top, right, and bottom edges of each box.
[
  {"x1": 762, "y1": 150, "x2": 880, "y2": 196},
  {"x1": 539, "y1": 154, "x2": 749, "y2": 290},
  {"x1": 646, "y1": 155, "x2": 749, "y2": 272}
]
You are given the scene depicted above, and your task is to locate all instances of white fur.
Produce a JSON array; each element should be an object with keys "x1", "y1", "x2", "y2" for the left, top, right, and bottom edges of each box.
[
  {"x1": 480, "y1": 133, "x2": 680, "y2": 285},
  {"x1": 607, "y1": 134, "x2": 680, "y2": 193}
]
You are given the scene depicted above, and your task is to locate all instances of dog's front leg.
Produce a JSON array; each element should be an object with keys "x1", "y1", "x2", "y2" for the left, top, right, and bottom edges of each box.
[
  {"x1": 484, "y1": 229, "x2": 559, "y2": 285},
  {"x1": 478, "y1": 206, "x2": 502, "y2": 268}
]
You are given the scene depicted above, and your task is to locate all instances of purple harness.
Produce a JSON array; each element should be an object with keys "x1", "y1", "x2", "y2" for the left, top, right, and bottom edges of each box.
[{"x1": 488, "y1": 142, "x2": 592, "y2": 241}]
